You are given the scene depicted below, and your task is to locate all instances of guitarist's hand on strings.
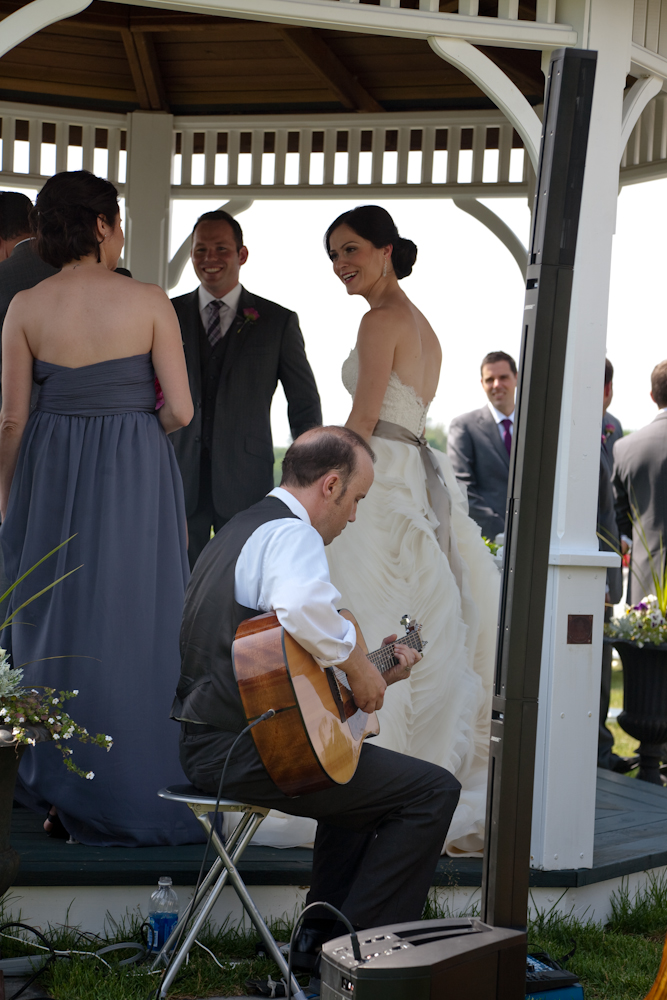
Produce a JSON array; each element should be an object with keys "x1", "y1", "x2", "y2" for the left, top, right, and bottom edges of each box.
[
  {"x1": 340, "y1": 638, "x2": 423, "y2": 713},
  {"x1": 381, "y1": 634, "x2": 423, "y2": 686}
]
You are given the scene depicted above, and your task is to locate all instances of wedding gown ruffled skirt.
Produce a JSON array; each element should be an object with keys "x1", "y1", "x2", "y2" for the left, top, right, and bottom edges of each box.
[{"x1": 326, "y1": 435, "x2": 499, "y2": 856}]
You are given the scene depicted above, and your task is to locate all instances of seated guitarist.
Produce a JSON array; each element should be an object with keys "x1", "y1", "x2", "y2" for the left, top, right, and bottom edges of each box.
[{"x1": 172, "y1": 425, "x2": 461, "y2": 981}]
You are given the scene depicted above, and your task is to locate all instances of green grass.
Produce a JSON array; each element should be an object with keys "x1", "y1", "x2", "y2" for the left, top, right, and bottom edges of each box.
[{"x1": 2, "y1": 877, "x2": 667, "y2": 999}]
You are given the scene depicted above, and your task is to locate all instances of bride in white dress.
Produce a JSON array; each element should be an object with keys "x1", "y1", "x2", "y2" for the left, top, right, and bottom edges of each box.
[{"x1": 324, "y1": 206, "x2": 500, "y2": 856}]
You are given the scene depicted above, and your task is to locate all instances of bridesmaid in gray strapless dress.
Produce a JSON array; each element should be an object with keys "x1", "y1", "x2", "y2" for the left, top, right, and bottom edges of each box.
[{"x1": 1, "y1": 353, "x2": 201, "y2": 846}]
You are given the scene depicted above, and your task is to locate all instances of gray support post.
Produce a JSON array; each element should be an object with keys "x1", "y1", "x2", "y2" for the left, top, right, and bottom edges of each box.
[{"x1": 124, "y1": 112, "x2": 174, "y2": 288}]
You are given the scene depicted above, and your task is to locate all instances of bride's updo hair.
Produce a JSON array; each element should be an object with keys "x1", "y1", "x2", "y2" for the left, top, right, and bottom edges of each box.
[
  {"x1": 32, "y1": 170, "x2": 120, "y2": 268},
  {"x1": 324, "y1": 205, "x2": 417, "y2": 279}
]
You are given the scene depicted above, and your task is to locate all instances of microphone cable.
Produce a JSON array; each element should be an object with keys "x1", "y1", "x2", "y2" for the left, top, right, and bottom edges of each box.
[
  {"x1": 151, "y1": 708, "x2": 276, "y2": 999},
  {"x1": 287, "y1": 901, "x2": 362, "y2": 1000}
]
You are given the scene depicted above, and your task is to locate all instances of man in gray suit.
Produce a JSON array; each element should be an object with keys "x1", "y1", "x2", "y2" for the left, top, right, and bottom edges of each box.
[
  {"x1": 447, "y1": 350, "x2": 518, "y2": 540},
  {"x1": 0, "y1": 191, "x2": 58, "y2": 333},
  {"x1": 170, "y1": 210, "x2": 322, "y2": 568},
  {"x1": 614, "y1": 360, "x2": 667, "y2": 606}
]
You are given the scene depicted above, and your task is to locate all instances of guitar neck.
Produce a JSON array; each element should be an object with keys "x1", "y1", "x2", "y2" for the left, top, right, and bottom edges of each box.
[{"x1": 367, "y1": 629, "x2": 423, "y2": 675}]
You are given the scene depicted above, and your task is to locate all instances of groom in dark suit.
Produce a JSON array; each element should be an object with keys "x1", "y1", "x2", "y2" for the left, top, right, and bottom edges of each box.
[
  {"x1": 447, "y1": 351, "x2": 518, "y2": 541},
  {"x1": 170, "y1": 210, "x2": 322, "y2": 568}
]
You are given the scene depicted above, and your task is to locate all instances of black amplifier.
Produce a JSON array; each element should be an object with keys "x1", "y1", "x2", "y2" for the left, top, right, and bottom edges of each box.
[{"x1": 320, "y1": 917, "x2": 526, "y2": 999}]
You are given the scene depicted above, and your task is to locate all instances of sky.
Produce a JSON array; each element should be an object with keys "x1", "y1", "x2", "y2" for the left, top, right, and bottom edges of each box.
[{"x1": 8, "y1": 177, "x2": 666, "y2": 446}]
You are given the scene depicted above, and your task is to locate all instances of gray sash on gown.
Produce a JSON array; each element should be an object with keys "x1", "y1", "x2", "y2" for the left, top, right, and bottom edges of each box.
[{"x1": 373, "y1": 418, "x2": 464, "y2": 591}]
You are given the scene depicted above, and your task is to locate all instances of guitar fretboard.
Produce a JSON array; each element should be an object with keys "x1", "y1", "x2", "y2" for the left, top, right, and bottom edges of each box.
[{"x1": 366, "y1": 628, "x2": 424, "y2": 675}]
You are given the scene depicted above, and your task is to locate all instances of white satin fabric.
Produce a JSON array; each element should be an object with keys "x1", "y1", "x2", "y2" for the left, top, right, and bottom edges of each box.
[{"x1": 324, "y1": 350, "x2": 500, "y2": 856}]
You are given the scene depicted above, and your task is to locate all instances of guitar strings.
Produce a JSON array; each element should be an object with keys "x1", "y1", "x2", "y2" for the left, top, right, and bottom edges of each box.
[{"x1": 368, "y1": 629, "x2": 423, "y2": 674}]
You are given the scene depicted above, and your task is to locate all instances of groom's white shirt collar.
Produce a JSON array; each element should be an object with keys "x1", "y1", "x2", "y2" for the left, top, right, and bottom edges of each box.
[{"x1": 198, "y1": 282, "x2": 243, "y2": 336}]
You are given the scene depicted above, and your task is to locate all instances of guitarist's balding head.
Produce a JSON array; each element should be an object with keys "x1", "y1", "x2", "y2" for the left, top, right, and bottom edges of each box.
[{"x1": 280, "y1": 426, "x2": 375, "y2": 545}]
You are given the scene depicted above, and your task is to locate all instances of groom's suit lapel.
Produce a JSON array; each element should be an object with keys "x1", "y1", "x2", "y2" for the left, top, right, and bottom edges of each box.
[
  {"x1": 219, "y1": 287, "x2": 256, "y2": 385},
  {"x1": 183, "y1": 289, "x2": 203, "y2": 401}
]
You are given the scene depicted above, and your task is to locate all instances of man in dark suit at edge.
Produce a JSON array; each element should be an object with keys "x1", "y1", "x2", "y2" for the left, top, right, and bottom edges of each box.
[
  {"x1": 0, "y1": 191, "x2": 58, "y2": 335},
  {"x1": 598, "y1": 359, "x2": 635, "y2": 772},
  {"x1": 447, "y1": 351, "x2": 518, "y2": 541},
  {"x1": 170, "y1": 210, "x2": 322, "y2": 568}
]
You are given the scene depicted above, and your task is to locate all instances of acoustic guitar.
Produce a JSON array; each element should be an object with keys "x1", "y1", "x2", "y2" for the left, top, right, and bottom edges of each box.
[{"x1": 232, "y1": 611, "x2": 425, "y2": 797}]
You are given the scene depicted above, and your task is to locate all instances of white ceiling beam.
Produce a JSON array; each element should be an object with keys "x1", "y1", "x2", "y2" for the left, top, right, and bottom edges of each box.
[
  {"x1": 0, "y1": 0, "x2": 93, "y2": 59},
  {"x1": 429, "y1": 35, "x2": 542, "y2": 170},
  {"x1": 108, "y1": 0, "x2": 578, "y2": 50}
]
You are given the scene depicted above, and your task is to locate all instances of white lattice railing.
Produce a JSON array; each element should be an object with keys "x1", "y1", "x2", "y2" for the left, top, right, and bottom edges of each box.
[
  {"x1": 2, "y1": 97, "x2": 667, "y2": 200},
  {"x1": 170, "y1": 111, "x2": 528, "y2": 199},
  {"x1": 0, "y1": 105, "x2": 529, "y2": 199}
]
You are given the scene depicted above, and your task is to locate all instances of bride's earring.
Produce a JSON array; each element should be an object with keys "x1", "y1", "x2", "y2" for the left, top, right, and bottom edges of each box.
[{"x1": 383, "y1": 256, "x2": 387, "y2": 278}]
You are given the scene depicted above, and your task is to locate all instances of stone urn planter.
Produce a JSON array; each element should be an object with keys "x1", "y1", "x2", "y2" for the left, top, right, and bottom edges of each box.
[
  {"x1": 610, "y1": 639, "x2": 667, "y2": 785},
  {"x1": 0, "y1": 725, "x2": 49, "y2": 898}
]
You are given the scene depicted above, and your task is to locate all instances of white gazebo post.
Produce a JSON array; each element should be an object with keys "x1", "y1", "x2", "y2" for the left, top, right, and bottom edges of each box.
[
  {"x1": 124, "y1": 111, "x2": 173, "y2": 288},
  {"x1": 530, "y1": 0, "x2": 633, "y2": 871}
]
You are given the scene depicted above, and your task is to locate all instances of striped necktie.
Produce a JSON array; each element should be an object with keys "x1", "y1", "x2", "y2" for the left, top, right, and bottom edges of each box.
[{"x1": 205, "y1": 299, "x2": 225, "y2": 347}]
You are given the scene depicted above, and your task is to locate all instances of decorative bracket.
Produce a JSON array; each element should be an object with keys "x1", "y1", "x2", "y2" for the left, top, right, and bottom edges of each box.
[
  {"x1": 428, "y1": 35, "x2": 542, "y2": 172},
  {"x1": 453, "y1": 197, "x2": 527, "y2": 277},
  {"x1": 619, "y1": 74, "x2": 663, "y2": 161},
  {"x1": 0, "y1": 0, "x2": 93, "y2": 59}
]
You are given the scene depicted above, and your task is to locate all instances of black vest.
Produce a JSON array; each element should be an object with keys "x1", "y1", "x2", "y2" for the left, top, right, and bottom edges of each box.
[{"x1": 172, "y1": 496, "x2": 300, "y2": 733}]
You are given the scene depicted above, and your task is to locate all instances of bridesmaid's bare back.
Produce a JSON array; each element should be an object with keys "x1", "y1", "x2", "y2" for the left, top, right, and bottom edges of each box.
[{"x1": 14, "y1": 265, "x2": 162, "y2": 369}]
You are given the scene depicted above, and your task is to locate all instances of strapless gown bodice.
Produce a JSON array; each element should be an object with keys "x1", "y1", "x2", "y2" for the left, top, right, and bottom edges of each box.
[
  {"x1": 342, "y1": 348, "x2": 429, "y2": 437},
  {"x1": 34, "y1": 353, "x2": 156, "y2": 416}
]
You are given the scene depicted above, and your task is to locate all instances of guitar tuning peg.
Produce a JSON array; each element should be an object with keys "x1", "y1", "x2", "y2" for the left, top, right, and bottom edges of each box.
[{"x1": 400, "y1": 614, "x2": 413, "y2": 630}]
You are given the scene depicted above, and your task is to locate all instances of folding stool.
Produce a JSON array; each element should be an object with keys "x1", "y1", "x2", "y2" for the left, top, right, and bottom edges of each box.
[{"x1": 152, "y1": 785, "x2": 307, "y2": 999}]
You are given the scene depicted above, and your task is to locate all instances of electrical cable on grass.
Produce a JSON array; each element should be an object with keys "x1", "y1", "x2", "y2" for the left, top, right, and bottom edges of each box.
[{"x1": 286, "y1": 901, "x2": 362, "y2": 1000}]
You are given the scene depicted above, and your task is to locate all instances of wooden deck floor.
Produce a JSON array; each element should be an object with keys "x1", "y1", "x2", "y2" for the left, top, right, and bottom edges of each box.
[{"x1": 10, "y1": 770, "x2": 667, "y2": 890}]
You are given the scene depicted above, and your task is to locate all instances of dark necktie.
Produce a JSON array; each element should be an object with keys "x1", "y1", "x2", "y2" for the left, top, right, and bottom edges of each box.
[
  {"x1": 501, "y1": 418, "x2": 512, "y2": 455},
  {"x1": 205, "y1": 299, "x2": 225, "y2": 348}
]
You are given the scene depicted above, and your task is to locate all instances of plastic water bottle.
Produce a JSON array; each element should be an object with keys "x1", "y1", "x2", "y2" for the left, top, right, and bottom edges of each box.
[{"x1": 147, "y1": 877, "x2": 179, "y2": 952}]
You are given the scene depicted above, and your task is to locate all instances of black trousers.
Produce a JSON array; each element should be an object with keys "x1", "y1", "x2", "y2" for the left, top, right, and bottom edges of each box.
[
  {"x1": 598, "y1": 607, "x2": 616, "y2": 768},
  {"x1": 187, "y1": 455, "x2": 228, "y2": 570},
  {"x1": 180, "y1": 726, "x2": 461, "y2": 929}
]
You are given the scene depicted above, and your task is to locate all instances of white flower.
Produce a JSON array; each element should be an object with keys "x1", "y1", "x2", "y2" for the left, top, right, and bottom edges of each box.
[
  {"x1": 47, "y1": 718, "x2": 54, "y2": 725},
  {"x1": 105, "y1": 735, "x2": 112, "y2": 742},
  {"x1": 73, "y1": 690, "x2": 79, "y2": 696},
  {"x1": 52, "y1": 698, "x2": 59, "y2": 704},
  {"x1": 18, "y1": 717, "x2": 24, "y2": 723},
  {"x1": 85, "y1": 771, "x2": 94, "y2": 779},
  {"x1": 62, "y1": 731, "x2": 72, "y2": 740},
  {"x1": 52, "y1": 733, "x2": 60, "y2": 740}
]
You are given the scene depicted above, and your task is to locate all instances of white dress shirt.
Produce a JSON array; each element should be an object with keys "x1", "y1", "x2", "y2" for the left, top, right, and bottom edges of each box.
[
  {"x1": 488, "y1": 401, "x2": 515, "y2": 442},
  {"x1": 198, "y1": 282, "x2": 243, "y2": 339},
  {"x1": 234, "y1": 487, "x2": 357, "y2": 668}
]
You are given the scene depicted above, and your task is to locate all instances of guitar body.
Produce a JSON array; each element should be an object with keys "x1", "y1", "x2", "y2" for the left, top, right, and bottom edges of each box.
[{"x1": 232, "y1": 609, "x2": 379, "y2": 797}]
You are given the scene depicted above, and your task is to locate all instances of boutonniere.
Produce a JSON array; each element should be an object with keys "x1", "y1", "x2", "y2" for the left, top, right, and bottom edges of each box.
[
  {"x1": 602, "y1": 422, "x2": 615, "y2": 443},
  {"x1": 243, "y1": 307, "x2": 260, "y2": 322}
]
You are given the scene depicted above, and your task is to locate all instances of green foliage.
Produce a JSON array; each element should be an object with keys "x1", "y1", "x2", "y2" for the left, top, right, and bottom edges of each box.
[
  {"x1": 608, "y1": 871, "x2": 667, "y2": 937},
  {"x1": 425, "y1": 421, "x2": 447, "y2": 453},
  {"x1": 0, "y1": 537, "x2": 111, "y2": 777},
  {"x1": 273, "y1": 446, "x2": 287, "y2": 487},
  {"x1": 528, "y1": 906, "x2": 662, "y2": 1000}
]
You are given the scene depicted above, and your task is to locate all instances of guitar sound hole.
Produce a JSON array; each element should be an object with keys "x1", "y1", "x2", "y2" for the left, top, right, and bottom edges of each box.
[{"x1": 326, "y1": 668, "x2": 347, "y2": 724}]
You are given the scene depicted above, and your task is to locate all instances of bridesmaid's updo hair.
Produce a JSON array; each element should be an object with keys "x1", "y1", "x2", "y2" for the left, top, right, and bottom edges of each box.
[
  {"x1": 324, "y1": 205, "x2": 417, "y2": 279},
  {"x1": 32, "y1": 170, "x2": 120, "y2": 268}
]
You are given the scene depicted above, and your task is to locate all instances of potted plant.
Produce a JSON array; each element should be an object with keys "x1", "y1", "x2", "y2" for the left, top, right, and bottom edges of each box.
[
  {"x1": 604, "y1": 514, "x2": 667, "y2": 785},
  {"x1": 0, "y1": 539, "x2": 112, "y2": 896}
]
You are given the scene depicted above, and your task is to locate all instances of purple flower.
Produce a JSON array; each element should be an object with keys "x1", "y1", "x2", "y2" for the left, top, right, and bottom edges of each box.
[
  {"x1": 633, "y1": 602, "x2": 649, "y2": 611},
  {"x1": 243, "y1": 307, "x2": 260, "y2": 322}
]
